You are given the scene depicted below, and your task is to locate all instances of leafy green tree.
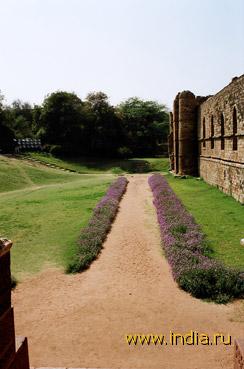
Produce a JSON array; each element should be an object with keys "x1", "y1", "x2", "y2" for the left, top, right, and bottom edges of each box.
[
  {"x1": 85, "y1": 92, "x2": 122, "y2": 156},
  {"x1": 40, "y1": 91, "x2": 85, "y2": 153},
  {"x1": 0, "y1": 91, "x2": 15, "y2": 152},
  {"x1": 117, "y1": 97, "x2": 169, "y2": 156},
  {"x1": 4, "y1": 100, "x2": 35, "y2": 138},
  {"x1": 0, "y1": 88, "x2": 169, "y2": 157},
  {"x1": 32, "y1": 104, "x2": 43, "y2": 137}
]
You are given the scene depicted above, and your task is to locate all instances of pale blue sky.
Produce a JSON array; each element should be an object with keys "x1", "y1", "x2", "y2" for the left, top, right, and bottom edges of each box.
[{"x1": 0, "y1": 0, "x2": 243, "y2": 109}]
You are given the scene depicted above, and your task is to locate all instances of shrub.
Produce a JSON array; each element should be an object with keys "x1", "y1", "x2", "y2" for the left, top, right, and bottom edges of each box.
[
  {"x1": 67, "y1": 177, "x2": 128, "y2": 273},
  {"x1": 178, "y1": 267, "x2": 244, "y2": 303},
  {"x1": 148, "y1": 174, "x2": 244, "y2": 303}
]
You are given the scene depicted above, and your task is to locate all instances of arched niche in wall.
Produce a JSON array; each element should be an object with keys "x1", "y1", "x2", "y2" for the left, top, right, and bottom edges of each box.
[
  {"x1": 233, "y1": 106, "x2": 238, "y2": 151},
  {"x1": 211, "y1": 115, "x2": 214, "y2": 149},
  {"x1": 202, "y1": 117, "x2": 206, "y2": 148},
  {"x1": 220, "y1": 113, "x2": 225, "y2": 150}
]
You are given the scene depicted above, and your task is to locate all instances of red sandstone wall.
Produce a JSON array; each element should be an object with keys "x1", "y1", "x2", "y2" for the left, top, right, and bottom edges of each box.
[
  {"x1": 0, "y1": 240, "x2": 30, "y2": 369},
  {"x1": 235, "y1": 339, "x2": 244, "y2": 369},
  {"x1": 199, "y1": 158, "x2": 244, "y2": 203},
  {"x1": 197, "y1": 75, "x2": 244, "y2": 203}
]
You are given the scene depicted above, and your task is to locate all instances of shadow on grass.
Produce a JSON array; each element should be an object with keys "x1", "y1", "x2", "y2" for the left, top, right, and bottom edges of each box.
[
  {"x1": 63, "y1": 157, "x2": 152, "y2": 173},
  {"x1": 25, "y1": 152, "x2": 170, "y2": 174}
]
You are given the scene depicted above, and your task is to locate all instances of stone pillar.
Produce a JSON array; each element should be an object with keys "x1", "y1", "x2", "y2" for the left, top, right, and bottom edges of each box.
[
  {"x1": 173, "y1": 93, "x2": 180, "y2": 174},
  {"x1": 0, "y1": 239, "x2": 30, "y2": 369},
  {"x1": 178, "y1": 91, "x2": 198, "y2": 176},
  {"x1": 234, "y1": 339, "x2": 244, "y2": 369},
  {"x1": 168, "y1": 112, "x2": 174, "y2": 171}
]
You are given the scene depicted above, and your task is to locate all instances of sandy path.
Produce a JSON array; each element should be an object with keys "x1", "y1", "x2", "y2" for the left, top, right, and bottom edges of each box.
[{"x1": 13, "y1": 174, "x2": 244, "y2": 369}]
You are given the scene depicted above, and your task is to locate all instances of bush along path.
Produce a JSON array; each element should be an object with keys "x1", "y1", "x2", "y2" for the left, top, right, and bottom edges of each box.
[
  {"x1": 149, "y1": 174, "x2": 244, "y2": 303},
  {"x1": 67, "y1": 176, "x2": 128, "y2": 273}
]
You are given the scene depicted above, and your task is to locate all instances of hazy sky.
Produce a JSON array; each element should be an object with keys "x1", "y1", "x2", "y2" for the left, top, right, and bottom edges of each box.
[{"x1": 0, "y1": 0, "x2": 243, "y2": 109}]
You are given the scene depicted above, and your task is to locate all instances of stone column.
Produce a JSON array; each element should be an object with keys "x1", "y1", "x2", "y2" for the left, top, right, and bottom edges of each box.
[
  {"x1": 168, "y1": 112, "x2": 174, "y2": 171},
  {"x1": 178, "y1": 91, "x2": 198, "y2": 176},
  {"x1": 0, "y1": 239, "x2": 30, "y2": 369},
  {"x1": 173, "y1": 93, "x2": 180, "y2": 174},
  {"x1": 234, "y1": 339, "x2": 244, "y2": 369}
]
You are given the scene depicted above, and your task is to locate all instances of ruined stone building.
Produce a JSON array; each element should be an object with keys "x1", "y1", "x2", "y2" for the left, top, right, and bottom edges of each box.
[{"x1": 168, "y1": 74, "x2": 244, "y2": 203}]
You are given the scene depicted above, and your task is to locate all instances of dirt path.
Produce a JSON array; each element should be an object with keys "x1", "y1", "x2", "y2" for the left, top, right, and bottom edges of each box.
[{"x1": 13, "y1": 174, "x2": 244, "y2": 369}]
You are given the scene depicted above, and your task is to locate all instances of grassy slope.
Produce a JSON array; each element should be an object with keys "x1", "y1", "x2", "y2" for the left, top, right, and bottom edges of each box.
[
  {"x1": 26, "y1": 152, "x2": 169, "y2": 174},
  {"x1": 0, "y1": 155, "x2": 79, "y2": 192},
  {"x1": 0, "y1": 156, "x2": 113, "y2": 278},
  {"x1": 165, "y1": 174, "x2": 244, "y2": 270}
]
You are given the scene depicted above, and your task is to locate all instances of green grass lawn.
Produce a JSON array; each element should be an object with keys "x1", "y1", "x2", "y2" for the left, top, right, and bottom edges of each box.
[
  {"x1": 4, "y1": 153, "x2": 242, "y2": 281},
  {"x1": 143, "y1": 157, "x2": 169, "y2": 172},
  {"x1": 165, "y1": 174, "x2": 244, "y2": 270},
  {"x1": 25, "y1": 152, "x2": 169, "y2": 174},
  {"x1": 0, "y1": 155, "x2": 113, "y2": 278},
  {"x1": 0, "y1": 155, "x2": 80, "y2": 192},
  {"x1": 0, "y1": 154, "x2": 168, "y2": 279}
]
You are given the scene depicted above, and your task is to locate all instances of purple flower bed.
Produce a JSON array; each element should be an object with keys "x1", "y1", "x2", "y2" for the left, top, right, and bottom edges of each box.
[
  {"x1": 149, "y1": 174, "x2": 244, "y2": 303},
  {"x1": 67, "y1": 177, "x2": 128, "y2": 273}
]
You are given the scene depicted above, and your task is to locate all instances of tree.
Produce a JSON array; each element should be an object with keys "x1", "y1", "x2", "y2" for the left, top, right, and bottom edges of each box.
[
  {"x1": 4, "y1": 100, "x2": 36, "y2": 139},
  {"x1": 0, "y1": 91, "x2": 15, "y2": 153},
  {"x1": 85, "y1": 92, "x2": 122, "y2": 156},
  {"x1": 117, "y1": 97, "x2": 169, "y2": 156},
  {"x1": 39, "y1": 91, "x2": 85, "y2": 153},
  {"x1": 32, "y1": 104, "x2": 43, "y2": 137}
]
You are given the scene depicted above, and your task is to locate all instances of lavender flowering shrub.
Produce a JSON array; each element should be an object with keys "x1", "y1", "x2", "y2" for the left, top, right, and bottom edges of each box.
[
  {"x1": 149, "y1": 174, "x2": 244, "y2": 303},
  {"x1": 67, "y1": 177, "x2": 128, "y2": 273}
]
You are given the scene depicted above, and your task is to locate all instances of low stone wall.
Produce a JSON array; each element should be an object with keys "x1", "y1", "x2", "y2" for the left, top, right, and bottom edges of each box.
[
  {"x1": 234, "y1": 339, "x2": 244, "y2": 369},
  {"x1": 0, "y1": 239, "x2": 30, "y2": 369},
  {"x1": 199, "y1": 156, "x2": 244, "y2": 204}
]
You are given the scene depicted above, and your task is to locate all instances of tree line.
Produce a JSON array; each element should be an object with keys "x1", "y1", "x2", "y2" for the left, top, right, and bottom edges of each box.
[{"x1": 0, "y1": 90, "x2": 169, "y2": 157}]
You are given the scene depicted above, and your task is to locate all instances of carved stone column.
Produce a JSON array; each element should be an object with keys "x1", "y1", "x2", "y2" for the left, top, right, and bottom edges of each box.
[
  {"x1": 234, "y1": 339, "x2": 244, "y2": 369},
  {"x1": 178, "y1": 91, "x2": 198, "y2": 176},
  {"x1": 168, "y1": 112, "x2": 174, "y2": 171},
  {"x1": 173, "y1": 93, "x2": 180, "y2": 174}
]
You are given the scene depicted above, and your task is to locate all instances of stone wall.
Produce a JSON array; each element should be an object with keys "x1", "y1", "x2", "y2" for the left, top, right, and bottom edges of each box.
[
  {"x1": 234, "y1": 339, "x2": 244, "y2": 369},
  {"x1": 0, "y1": 239, "x2": 30, "y2": 369},
  {"x1": 170, "y1": 74, "x2": 244, "y2": 203},
  {"x1": 198, "y1": 75, "x2": 244, "y2": 203},
  {"x1": 199, "y1": 158, "x2": 244, "y2": 203}
]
